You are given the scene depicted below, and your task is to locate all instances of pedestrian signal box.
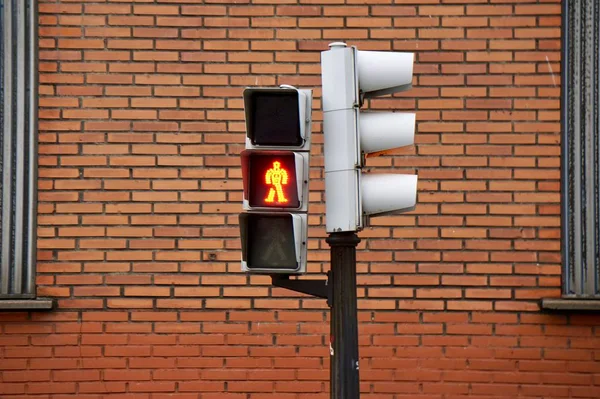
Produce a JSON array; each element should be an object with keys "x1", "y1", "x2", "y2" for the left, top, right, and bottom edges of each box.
[
  {"x1": 239, "y1": 86, "x2": 312, "y2": 274},
  {"x1": 239, "y1": 213, "x2": 307, "y2": 273},
  {"x1": 241, "y1": 150, "x2": 308, "y2": 210}
]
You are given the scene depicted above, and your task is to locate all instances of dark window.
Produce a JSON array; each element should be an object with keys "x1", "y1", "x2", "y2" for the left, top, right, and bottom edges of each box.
[
  {"x1": 0, "y1": 0, "x2": 39, "y2": 299},
  {"x1": 561, "y1": 1, "x2": 600, "y2": 297}
]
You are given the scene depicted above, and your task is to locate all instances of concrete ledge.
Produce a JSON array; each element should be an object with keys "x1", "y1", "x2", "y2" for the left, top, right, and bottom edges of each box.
[
  {"x1": 542, "y1": 298, "x2": 600, "y2": 311},
  {"x1": 0, "y1": 298, "x2": 54, "y2": 311}
]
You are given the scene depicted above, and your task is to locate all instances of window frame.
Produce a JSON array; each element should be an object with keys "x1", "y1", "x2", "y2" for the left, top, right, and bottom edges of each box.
[
  {"x1": 544, "y1": 0, "x2": 600, "y2": 311},
  {"x1": 0, "y1": 0, "x2": 51, "y2": 310}
]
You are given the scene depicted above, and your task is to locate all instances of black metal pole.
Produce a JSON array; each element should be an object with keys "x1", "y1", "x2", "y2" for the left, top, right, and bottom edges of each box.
[{"x1": 327, "y1": 231, "x2": 361, "y2": 399}]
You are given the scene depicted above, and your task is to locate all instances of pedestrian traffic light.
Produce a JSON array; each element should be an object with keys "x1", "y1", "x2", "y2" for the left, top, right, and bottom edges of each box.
[
  {"x1": 320, "y1": 42, "x2": 418, "y2": 232},
  {"x1": 239, "y1": 86, "x2": 312, "y2": 274}
]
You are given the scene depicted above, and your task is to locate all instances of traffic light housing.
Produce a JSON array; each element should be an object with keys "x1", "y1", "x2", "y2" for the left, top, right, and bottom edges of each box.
[
  {"x1": 321, "y1": 42, "x2": 418, "y2": 232},
  {"x1": 239, "y1": 86, "x2": 312, "y2": 274}
]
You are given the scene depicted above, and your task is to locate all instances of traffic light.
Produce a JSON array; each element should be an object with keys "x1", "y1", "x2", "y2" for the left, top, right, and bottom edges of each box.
[
  {"x1": 320, "y1": 42, "x2": 418, "y2": 232},
  {"x1": 239, "y1": 86, "x2": 312, "y2": 274}
]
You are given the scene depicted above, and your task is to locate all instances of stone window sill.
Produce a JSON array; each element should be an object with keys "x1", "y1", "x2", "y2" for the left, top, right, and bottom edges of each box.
[
  {"x1": 542, "y1": 298, "x2": 600, "y2": 311},
  {"x1": 0, "y1": 298, "x2": 54, "y2": 311}
]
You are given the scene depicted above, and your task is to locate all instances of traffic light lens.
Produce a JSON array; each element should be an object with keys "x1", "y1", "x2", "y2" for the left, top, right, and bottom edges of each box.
[
  {"x1": 247, "y1": 91, "x2": 302, "y2": 146},
  {"x1": 248, "y1": 153, "x2": 299, "y2": 208},
  {"x1": 241, "y1": 213, "x2": 299, "y2": 271}
]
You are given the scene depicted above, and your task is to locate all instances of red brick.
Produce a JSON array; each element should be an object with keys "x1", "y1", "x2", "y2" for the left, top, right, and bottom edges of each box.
[{"x1": 15, "y1": 2, "x2": 581, "y2": 397}]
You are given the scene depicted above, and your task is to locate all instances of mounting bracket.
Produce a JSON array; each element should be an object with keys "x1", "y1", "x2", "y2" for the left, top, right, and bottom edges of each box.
[{"x1": 271, "y1": 271, "x2": 332, "y2": 307}]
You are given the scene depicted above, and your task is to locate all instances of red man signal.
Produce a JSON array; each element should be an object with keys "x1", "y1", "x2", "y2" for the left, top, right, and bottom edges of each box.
[{"x1": 265, "y1": 161, "x2": 289, "y2": 204}]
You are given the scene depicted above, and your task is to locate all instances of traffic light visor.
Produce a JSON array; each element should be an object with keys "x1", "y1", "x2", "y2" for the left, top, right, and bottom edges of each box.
[
  {"x1": 244, "y1": 89, "x2": 303, "y2": 146},
  {"x1": 239, "y1": 213, "x2": 300, "y2": 271},
  {"x1": 243, "y1": 151, "x2": 300, "y2": 209}
]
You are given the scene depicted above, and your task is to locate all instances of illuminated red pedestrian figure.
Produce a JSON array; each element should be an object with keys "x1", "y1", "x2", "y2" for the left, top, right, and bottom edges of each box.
[{"x1": 264, "y1": 161, "x2": 289, "y2": 204}]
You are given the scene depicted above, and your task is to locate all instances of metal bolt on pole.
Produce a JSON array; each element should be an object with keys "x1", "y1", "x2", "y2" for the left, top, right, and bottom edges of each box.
[{"x1": 327, "y1": 231, "x2": 361, "y2": 399}]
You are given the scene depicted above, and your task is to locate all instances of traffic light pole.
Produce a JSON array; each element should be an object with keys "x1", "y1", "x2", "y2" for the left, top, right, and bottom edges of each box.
[{"x1": 327, "y1": 232, "x2": 361, "y2": 399}]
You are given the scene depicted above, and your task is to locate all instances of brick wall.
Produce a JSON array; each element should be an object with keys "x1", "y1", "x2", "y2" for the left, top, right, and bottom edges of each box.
[{"x1": 3, "y1": 0, "x2": 599, "y2": 397}]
